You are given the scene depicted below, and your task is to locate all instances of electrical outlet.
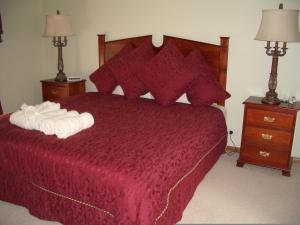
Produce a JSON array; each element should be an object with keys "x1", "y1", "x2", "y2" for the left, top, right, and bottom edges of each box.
[{"x1": 228, "y1": 129, "x2": 240, "y2": 137}]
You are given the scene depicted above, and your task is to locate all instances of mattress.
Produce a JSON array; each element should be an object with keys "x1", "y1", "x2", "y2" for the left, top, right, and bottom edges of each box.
[{"x1": 0, "y1": 93, "x2": 227, "y2": 225}]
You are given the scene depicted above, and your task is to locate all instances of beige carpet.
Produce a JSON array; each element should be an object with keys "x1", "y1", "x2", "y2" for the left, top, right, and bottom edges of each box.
[
  {"x1": 179, "y1": 154, "x2": 300, "y2": 224},
  {"x1": 0, "y1": 154, "x2": 299, "y2": 225}
]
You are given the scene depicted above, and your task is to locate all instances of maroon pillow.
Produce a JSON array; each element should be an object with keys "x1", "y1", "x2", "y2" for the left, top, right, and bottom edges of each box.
[
  {"x1": 110, "y1": 39, "x2": 155, "y2": 99},
  {"x1": 136, "y1": 42, "x2": 198, "y2": 106},
  {"x1": 186, "y1": 49, "x2": 230, "y2": 105},
  {"x1": 89, "y1": 43, "x2": 135, "y2": 94}
]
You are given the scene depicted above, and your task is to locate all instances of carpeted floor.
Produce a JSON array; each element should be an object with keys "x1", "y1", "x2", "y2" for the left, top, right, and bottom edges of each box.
[
  {"x1": 0, "y1": 153, "x2": 299, "y2": 225},
  {"x1": 179, "y1": 153, "x2": 300, "y2": 224}
]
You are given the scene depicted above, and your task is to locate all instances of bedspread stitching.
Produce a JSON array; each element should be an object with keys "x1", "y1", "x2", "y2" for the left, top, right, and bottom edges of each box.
[
  {"x1": 154, "y1": 134, "x2": 227, "y2": 224},
  {"x1": 32, "y1": 182, "x2": 114, "y2": 218}
]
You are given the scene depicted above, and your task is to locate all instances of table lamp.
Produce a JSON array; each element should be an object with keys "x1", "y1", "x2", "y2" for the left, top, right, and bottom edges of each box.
[
  {"x1": 255, "y1": 4, "x2": 300, "y2": 104},
  {"x1": 43, "y1": 10, "x2": 75, "y2": 82}
]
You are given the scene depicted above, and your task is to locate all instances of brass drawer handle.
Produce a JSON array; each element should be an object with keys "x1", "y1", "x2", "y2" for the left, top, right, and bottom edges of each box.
[
  {"x1": 259, "y1": 151, "x2": 270, "y2": 157},
  {"x1": 263, "y1": 116, "x2": 275, "y2": 123},
  {"x1": 51, "y1": 90, "x2": 58, "y2": 95},
  {"x1": 261, "y1": 133, "x2": 273, "y2": 140}
]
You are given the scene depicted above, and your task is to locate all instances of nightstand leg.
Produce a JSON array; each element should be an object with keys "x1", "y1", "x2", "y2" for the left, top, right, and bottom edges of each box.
[
  {"x1": 282, "y1": 170, "x2": 291, "y2": 177},
  {"x1": 236, "y1": 161, "x2": 244, "y2": 167}
]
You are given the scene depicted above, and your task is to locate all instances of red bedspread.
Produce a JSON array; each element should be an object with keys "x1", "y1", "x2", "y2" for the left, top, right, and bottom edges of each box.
[{"x1": 0, "y1": 93, "x2": 227, "y2": 225}]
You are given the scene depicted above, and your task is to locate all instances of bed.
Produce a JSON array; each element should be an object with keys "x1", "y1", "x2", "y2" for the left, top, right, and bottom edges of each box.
[{"x1": 0, "y1": 34, "x2": 229, "y2": 225}]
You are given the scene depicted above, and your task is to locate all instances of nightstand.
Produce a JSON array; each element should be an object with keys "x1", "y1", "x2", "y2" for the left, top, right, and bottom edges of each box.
[
  {"x1": 41, "y1": 79, "x2": 86, "y2": 101},
  {"x1": 237, "y1": 96, "x2": 300, "y2": 176}
]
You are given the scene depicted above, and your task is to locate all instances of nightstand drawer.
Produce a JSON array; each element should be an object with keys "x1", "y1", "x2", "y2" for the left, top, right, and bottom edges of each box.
[
  {"x1": 246, "y1": 108, "x2": 294, "y2": 130},
  {"x1": 43, "y1": 85, "x2": 68, "y2": 100},
  {"x1": 243, "y1": 126, "x2": 291, "y2": 151},
  {"x1": 41, "y1": 79, "x2": 86, "y2": 101},
  {"x1": 240, "y1": 146, "x2": 290, "y2": 169}
]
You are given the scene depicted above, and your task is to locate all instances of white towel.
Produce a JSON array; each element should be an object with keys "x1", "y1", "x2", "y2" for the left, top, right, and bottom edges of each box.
[
  {"x1": 10, "y1": 108, "x2": 68, "y2": 131},
  {"x1": 10, "y1": 110, "x2": 43, "y2": 130},
  {"x1": 79, "y1": 112, "x2": 94, "y2": 129},
  {"x1": 55, "y1": 116, "x2": 82, "y2": 139},
  {"x1": 39, "y1": 111, "x2": 79, "y2": 135},
  {"x1": 21, "y1": 101, "x2": 60, "y2": 113},
  {"x1": 55, "y1": 112, "x2": 94, "y2": 139},
  {"x1": 43, "y1": 109, "x2": 67, "y2": 117},
  {"x1": 33, "y1": 109, "x2": 69, "y2": 130},
  {"x1": 10, "y1": 101, "x2": 94, "y2": 139},
  {"x1": 9, "y1": 110, "x2": 32, "y2": 130},
  {"x1": 37, "y1": 102, "x2": 60, "y2": 114}
]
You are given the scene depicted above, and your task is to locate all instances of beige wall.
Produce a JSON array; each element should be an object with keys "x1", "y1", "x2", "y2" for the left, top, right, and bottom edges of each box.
[
  {"x1": 0, "y1": 0, "x2": 44, "y2": 113},
  {"x1": 1, "y1": 0, "x2": 300, "y2": 156}
]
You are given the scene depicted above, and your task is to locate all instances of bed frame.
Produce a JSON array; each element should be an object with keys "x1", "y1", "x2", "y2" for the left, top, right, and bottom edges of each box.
[{"x1": 97, "y1": 34, "x2": 229, "y2": 105}]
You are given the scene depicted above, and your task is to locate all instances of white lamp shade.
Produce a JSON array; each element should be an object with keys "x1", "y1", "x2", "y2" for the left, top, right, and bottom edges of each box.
[
  {"x1": 43, "y1": 14, "x2": 74, "y2": 37},
  {"x1": 255, "y1": 9, "x2": 300, "y2": 42}
]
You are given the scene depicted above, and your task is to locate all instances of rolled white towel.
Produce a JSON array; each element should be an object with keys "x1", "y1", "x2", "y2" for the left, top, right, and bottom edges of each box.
[
  {"x1": 30, "y1": 113, "x2": 47, "y2": 130},
  {"x1": 20, "y1": 104, "x2": 36, "y2": 112},
  {"x1": 10, "y1": 110, "x2": 43, "y2": 130},
  {"x1": 55, "y1": 112, "x2": 94, "y2": 139},
  {"x1": 79, "y1": 113, "x2": 94, "y2": 129},
  {"x1": 39, "y1": 118, "x2": 57, "y2": 135},
  {"x1": 55, "y1": 116, "x2": 83, "y2": 139},
  {"x1": 43, "y1": 109, "x2": 68, "y2": 117},
  {"x1": 65, "y1": 110, "x2": 80, "y2": 117},
  {"x1": 39, "y1": 111, "x2": 79, "y2": 135},
  {"x1": 23, "y1": 108, "x2": 67, "y2": 130},
  {"x1": 10, "y1": 101, "x2": 94, "y2": 139},
  {"x1": 9, "y1": 110, "x2": 31, "y2": 129},
  {"x1": 36, "y1": 101, "x2": 61, "y2": 114},
  {"x1": 21, "y1": 101, "x2": 61, "y2": 114},
  {"x1": 10, "y1": 108, "x2": 69, "y2": 131}
]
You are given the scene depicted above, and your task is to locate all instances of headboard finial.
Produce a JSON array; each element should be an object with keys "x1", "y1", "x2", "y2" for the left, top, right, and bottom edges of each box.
[{"x1": 97, "y1": 34, "x2": 106, "y2": 66}]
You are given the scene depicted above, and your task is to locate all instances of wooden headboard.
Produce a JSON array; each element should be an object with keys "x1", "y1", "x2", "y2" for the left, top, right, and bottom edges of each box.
[{"x1": 97, "y1": 34, "x2": 229, "y2": 105}]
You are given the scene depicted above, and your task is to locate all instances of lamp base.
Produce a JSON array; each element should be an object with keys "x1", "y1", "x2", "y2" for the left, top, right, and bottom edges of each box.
[
  {"x1": 261, "y1": 91, "x2": 281, "y2": 105},
  {"x1": 55, "y1": 71, "x2": 67, "y2": 82}
]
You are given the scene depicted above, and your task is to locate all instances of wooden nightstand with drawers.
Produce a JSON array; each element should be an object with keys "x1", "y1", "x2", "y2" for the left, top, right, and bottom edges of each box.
[
  {"x1": 237, "y1": 96, "x2": 300, "y2": 176},
  {"x1": 41, "y1": 79, "x2": 86, "y2": 101}
]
